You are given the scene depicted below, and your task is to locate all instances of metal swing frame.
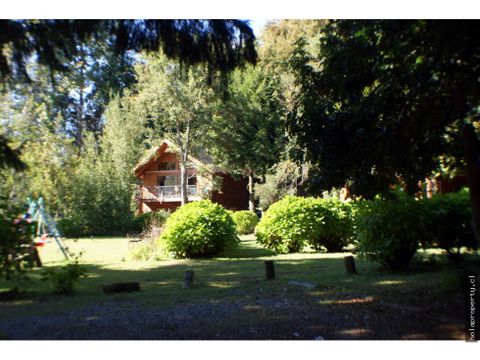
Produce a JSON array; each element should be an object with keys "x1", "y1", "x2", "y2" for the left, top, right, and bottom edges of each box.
[{"x1": 27, "y1": 197, "x2": 70, "y2": 260}]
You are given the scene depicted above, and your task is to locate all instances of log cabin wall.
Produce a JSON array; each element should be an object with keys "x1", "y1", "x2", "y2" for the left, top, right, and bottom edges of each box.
[
  {"x1": 136, "y1": 145, "x2": 249, "y2": 213},
  {"x1": 211, "y1": 173, "x2": 249, "y2": 211},
  {"x1": 142, "y1": 152, "x2": 181, "y2": 187}
]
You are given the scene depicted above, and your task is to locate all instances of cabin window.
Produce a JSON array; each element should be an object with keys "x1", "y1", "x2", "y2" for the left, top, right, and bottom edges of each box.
[
  {"x1": 157, "y1": 161, "x2": 176, "y2": 171},
  {"x1": 157, "y1": 175, "x2": 177, "y2": 186}
]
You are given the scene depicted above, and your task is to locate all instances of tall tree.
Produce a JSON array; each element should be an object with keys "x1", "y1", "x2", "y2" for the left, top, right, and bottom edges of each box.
[
  {"x1": 134, "y1": 54, "x2": 219, "y2": 205},
  {"x1": 1, "y1": 39, "x2": 136, "y2": 155},
  {"x1": 287, "y1": 20, "x2": 480, "y2": 237},
  {"x1": 0, "y1": 19, "x2": 257, "y2": 163},
  {"x1": 1, "y1": 84, "x2": 77, "y2": 216},
  {"x1": 50, "y1": 37, "x2": 137, "y2": 149},
  {"x1": 207, "y1": 66, "x2": 284, "y2": 211},
  {"x1": 0, "y1": 20, "x2": 256, "y2": 86},
  {"x1": 259, "y1": 20, "x2": 326, "y2": 111},
  {"x1": 64, "y1": 95, "x2": 146, "y2": 234}
]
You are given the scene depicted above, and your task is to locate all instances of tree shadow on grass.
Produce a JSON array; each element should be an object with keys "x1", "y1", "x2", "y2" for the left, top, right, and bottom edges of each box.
[
  {"x1": 0, "y1": 253, "x2": 473, "y2": 339},
  {"x1": 2, "y1": 232, "x2": 477, "y2": 339}
]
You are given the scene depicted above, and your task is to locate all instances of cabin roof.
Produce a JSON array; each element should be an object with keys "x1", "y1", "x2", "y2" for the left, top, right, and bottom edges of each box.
[{"x1": 133, "y1": 139, "x2": 213, "y2": 177}]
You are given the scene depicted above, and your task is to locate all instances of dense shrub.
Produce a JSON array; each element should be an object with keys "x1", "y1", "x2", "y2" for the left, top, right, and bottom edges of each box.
[
  {"x1": 0, "y1": 199, "x2": 36, "y2": 286},
  {"x1": 307, "y1": 198, "x2": 356, "y2": 252},
  {"x1": 355, "y1": 194, "x2": 427, "y2": 271},
  {"x1": 255, "y1": 196, "x2": 355, "y2": 254},
  {"x1": 423, "y1": 190, "x2": 476, "y2": 262},
  {"x1": 255, "y1": 196, "x2": 325, "y2": 253},
  {"x1": 133, "y1": 210, "x2": 170, "y2": 233},
  {"x1": 231, "y1": 211, "x2": 259, "y2": 235},
  {"x1": 56, "y1": 218, "x2": 83, "y2": 238},
  {"x1": 158, "y1": 200, "x2": 238, "y2": 258}
]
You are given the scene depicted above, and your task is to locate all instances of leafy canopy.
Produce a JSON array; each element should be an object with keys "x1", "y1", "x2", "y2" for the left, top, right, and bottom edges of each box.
[
  {"x1": 0, "y1": 20, "x2": 257, "y2": 85},
  {"x1": 288, "y1": 20, "x2": 480, "y2": 197}
]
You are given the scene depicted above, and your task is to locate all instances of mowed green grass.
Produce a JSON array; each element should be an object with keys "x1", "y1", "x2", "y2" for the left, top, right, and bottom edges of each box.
[{"x1": 0, "y1": 235, "x2": 471, "y2": 319}]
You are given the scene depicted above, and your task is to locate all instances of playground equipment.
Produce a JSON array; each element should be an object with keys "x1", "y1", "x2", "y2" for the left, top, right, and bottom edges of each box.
[{"x1": 26, "y1": 197, "x2": 70, "y2": 260}]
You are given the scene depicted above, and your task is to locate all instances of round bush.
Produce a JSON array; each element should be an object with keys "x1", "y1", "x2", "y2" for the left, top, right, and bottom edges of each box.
[
  {"x1": 355, "y1": 194, "x2": 427, "y2": 271},
  {"x1": 307, "y1": 198, "x2": 355, "y2": 252},
  {"x1": 423, "y1": 190, "x2": 476, "y2": 262},
  {"x1": 158, "y1": 200, "x2": 238, "y2": 258},
  {"x1": 255, "y1": 196, "x2": 325, "y2": 253},
  {"x1": 231, "y1": 211, "x2": 259, "y2": 235}
]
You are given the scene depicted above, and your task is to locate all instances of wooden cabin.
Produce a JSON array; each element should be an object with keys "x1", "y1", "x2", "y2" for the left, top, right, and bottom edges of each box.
[{"x1": 134, "y1": 140, "x2": 249, "y2": 213}]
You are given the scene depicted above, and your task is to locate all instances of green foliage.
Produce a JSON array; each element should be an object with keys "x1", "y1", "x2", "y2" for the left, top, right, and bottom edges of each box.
[
  {"x1": 307, "y1": 197, "x2": 356, "y2": 253},
  {"x1": 133, "y1": 210, "x2": 171, "y2": 233},
  {"x1": 255, "y1": 196, "x2": 325, "y2": 254},
  {"x1": 1, "y1": 20, "x2": 258, "y2": 238},
  {"x1": 423, "y1": 190, "x2": 476, "y2": 262},
  {"x1": 133, "y1": 53, "x2": 221, "y2": 204},
  {"x1": 158, "y1": 200, "x2": 238, "y2": 258},
  {"x1": 64, "y1": 133, "x2": 134, "y2": 235},
  {"x1": 56, "y1": 218, "x2": 82, "y2": 238},
  {"x1": 2, "y1": 90, "x2": 146, "y2": 236},
  {"x1": 355, "y1": 193, "x2": 427, "y2": 271},
  {"x1": 0, "y1": 190, "x2": 36, "y2": 287},
  {"x1": 259, "y1": 20, "x2": 325, "y2": 111},
  {"x1": 61, "y1": 95, "x2": 146, "y2": 235},
  {"x1": 206, "y1": 66, "x2": 284, "y2": 210},
  {"x1": 1, "y1": 91, "x2": 78, "y2": 217},
  {"x1": 41, "y1": 257, "x2": 87, "y2": 294},
  {"x1": 207, "y1": 66, "x2": 283, "y2": 178},
  {"x1": 255, "y1": 160, "x2": 305, "y2": 210},
  {"x1": 0, "y1": 135, "x2": 25, "y2": 171},
  {"x1": 1, "y1": 20, "x2": 257, "y2": 86},
  {"x1": 287, "y1": 20, "x2": 480, "y2": 197},
  {"x1": 255, "y1": 195, "x2": 355, "y2": 254},
  {"x1": 355, "y1": 190, "x2": 477, "y2": 269},
  {"x1": 127, "y1": 241, "x2": 161, "y2": 261},
  {"x1": 231, "y1": 211, "x2": 259, "y2": 235}
]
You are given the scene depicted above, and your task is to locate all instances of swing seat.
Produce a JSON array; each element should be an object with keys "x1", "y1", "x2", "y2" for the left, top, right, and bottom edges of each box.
[{"x1": 34, "y1": 239, "x2": 46, "y2": 247}]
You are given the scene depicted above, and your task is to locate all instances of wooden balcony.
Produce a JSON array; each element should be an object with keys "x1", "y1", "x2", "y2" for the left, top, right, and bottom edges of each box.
[{"x1": 136, "y1": 185, "x2": 200, "y2": 203}]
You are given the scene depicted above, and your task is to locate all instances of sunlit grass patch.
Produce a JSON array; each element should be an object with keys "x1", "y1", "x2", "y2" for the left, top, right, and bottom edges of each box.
[{"x1": 1, "y1": 234, "x2": 477, "y2": 321}]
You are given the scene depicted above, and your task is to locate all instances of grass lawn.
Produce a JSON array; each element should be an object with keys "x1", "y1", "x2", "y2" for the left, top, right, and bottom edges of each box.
[{"x1": 0, "y1": 234, "x2": 477, "y2": 339}]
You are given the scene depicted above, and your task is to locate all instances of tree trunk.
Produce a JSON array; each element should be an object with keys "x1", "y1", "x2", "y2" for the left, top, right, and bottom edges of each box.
[
  {"x1": 180, "y1": 160, "x2": 188, "y2": 206},
  {"x1": 463, "y1": 123, "x2": 480, "y2": 245},
  {"x1": 76, "y1": 48, "x2": 86, "y2": 151},
  {"x1": 178, "y1": 121, "x2": 191, "y2": 206},
  {"x1": 248, "y1": 172, "x2": 255, "y2": 212},
  {"x1": 76, "y1": 80, "x2": 84, "y2": 149}
]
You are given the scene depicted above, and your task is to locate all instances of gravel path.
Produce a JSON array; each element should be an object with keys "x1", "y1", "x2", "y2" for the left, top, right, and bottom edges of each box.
[
  {"x1": 0, "y1": 294, "x2": 465, "y2": 340},
  {"x1": 0, "y1": 301, "x2": 244, "y2": 340}
]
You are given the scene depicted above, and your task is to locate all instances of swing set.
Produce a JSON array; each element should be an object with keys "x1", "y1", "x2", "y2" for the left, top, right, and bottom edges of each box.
[{"x1": 26, "y1": 197, "x2": 70, "y2": 261}]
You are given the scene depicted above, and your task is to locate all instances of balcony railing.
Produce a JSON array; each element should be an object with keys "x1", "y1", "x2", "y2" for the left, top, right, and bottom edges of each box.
[{"x1": 136, "y1": 185, "x2": 199, "y2": 202}]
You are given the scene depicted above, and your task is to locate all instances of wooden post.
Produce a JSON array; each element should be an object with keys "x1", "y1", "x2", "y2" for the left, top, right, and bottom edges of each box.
[
  {"x1": 344, "y1": 256, "x2": 357, "y2": 274},
  {"x1": 183, "y1": 270, "x2": 195, "y2": 288},
  {"x1": 265, "y1": 260, "x2": 275, "y2": 280}
]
